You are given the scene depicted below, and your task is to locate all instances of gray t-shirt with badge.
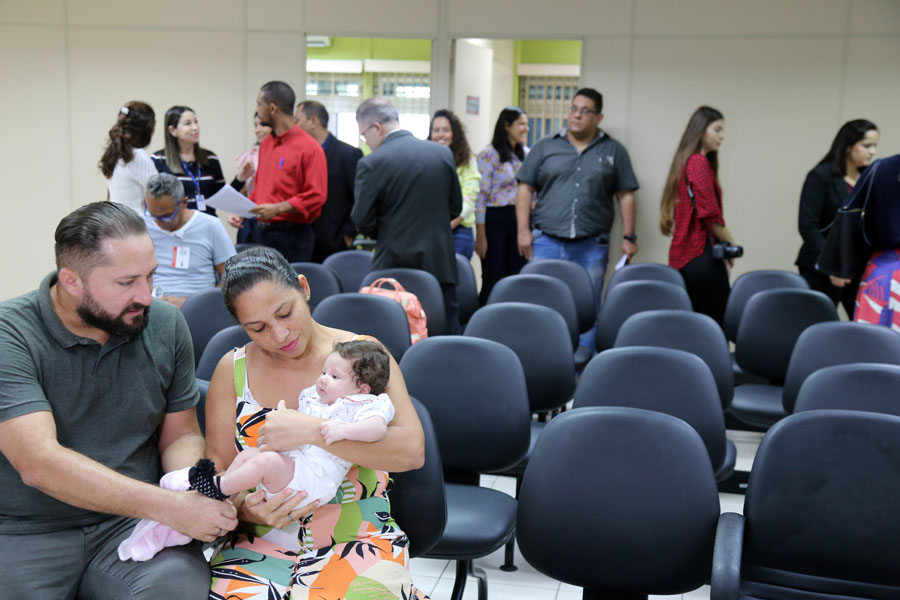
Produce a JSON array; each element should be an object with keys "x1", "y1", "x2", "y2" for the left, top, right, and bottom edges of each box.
[
  {"x1": 146, "y1": 211, "x2": 236, "y2": 297},
  {"x1": 0, "y1": 272, "x2": 199, "y2": 534},
  {"x1": 517, "y1": 128, "x2": 639, "y2": 238}
]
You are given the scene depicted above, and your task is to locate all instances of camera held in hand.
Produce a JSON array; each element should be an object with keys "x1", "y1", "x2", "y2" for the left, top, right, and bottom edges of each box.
[{"x1": 712, "y1": 242, "x2": 744, "y2": 260}]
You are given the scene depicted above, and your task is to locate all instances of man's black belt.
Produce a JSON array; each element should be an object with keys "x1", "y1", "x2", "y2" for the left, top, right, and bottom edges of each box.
[{"x1": 542, "y1": 231, "x2": 610, "y2": 244}]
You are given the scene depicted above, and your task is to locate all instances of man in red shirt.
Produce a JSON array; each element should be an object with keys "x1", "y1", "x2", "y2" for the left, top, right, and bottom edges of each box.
[{"x1": 249, "y1": 81, "x2": 327, "y2": 262}]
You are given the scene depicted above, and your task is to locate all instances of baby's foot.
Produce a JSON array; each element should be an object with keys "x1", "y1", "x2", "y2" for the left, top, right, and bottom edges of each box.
[{"x1": 188, "y1": 458, "x2": 228, "y2": 501}]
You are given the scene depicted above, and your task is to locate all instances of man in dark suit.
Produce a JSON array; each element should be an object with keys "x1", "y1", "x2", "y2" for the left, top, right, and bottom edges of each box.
[
  {"x1": 351, "y1": 97, "x2": 463, "y2": 333},
  {"x1": 295, "y1": 101, "x2": 364, "y2": 263}
]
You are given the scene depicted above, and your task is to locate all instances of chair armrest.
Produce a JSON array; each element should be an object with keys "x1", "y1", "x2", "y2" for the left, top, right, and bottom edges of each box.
[{"x1": 710, "y1": 512, "x2": 744, "y2": 600}]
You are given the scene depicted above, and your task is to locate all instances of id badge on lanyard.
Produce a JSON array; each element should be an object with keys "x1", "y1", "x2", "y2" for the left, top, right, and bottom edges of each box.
[{"x1": 181, "y1": 161, "x2": 206, "y2": 211}]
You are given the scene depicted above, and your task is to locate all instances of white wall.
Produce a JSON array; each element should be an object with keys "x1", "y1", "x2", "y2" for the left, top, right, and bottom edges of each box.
[
  {"x1": 451, "y1": 39, "x2": 493, "y2": 155},
  {"x1": 1, "y1": 0, "x2": 899, "y2": 299}
]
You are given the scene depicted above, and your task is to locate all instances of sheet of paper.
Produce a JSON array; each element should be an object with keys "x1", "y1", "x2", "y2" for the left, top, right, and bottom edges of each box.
[
  {"x1": 614, "y1": 254, "x2": 628, "y2": 271},
  {"x1": 205, "y1": 185, "x2": 257, "y2": 218}
]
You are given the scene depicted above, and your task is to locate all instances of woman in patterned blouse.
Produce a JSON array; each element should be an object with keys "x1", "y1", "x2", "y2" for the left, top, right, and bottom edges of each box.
[
  {"x1": 660, "y1": 106, "x2": 738, "y2": 327},
  {"x1": 475, "y1": 107, "x2": 530, "y2": 304}
]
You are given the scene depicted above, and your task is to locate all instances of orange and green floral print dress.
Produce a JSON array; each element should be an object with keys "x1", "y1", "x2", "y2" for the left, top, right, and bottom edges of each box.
[{"x1": 209, "y1": 345, "x2": 429, "y2": 600}]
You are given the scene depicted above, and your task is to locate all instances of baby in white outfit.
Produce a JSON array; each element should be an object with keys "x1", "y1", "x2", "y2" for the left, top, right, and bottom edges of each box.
[{"x1": 210, "y1": 339, "x2": 394, "y2": 505}]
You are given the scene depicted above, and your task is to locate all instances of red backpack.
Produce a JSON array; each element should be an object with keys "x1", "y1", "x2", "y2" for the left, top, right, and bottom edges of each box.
[{"x1": 359, "y1": 277, "x2": 428, "y2": 344}]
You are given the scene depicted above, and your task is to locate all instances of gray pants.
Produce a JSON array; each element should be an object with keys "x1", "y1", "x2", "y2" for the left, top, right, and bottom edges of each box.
[{"x1": 0, "y1": 515, "x2": 210, "y2": 599}]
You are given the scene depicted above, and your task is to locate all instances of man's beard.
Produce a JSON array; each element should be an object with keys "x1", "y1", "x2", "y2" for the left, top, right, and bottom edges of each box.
[{"x1": 76, "y1": 289, "x2": 150, "y2": 339}]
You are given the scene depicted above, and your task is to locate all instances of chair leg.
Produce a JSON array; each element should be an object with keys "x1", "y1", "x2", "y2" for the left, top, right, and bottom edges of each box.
[
  {"x1": 450, "y1": 560, "x2": 469, "y2": 600},
  {"x1": 500, "y1": 532, "x2": 518, "y2": 572},
  {"x1": 468, "y1": 562, "x2": 489, "y2": 600},
  {"x1": 500, "y1": 475, "x2": 521, "y2": 572}
]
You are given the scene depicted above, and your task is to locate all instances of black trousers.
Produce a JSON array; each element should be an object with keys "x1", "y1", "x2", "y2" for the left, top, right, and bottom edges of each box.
[
  {"x1": 798, "y1": 266, "x2": 859, "y2": 319},
  {"x1": 441, "y1": 283, "x2": 461, "y2": 336},
  {"x1": 680, "y1": 242, "x2": 731, "y2": 327},
  {"x1": 479, "y1": 206, "x2": 526, "y2": 305},
  {"x1": 257, "y1": 222, "x2": 315, "y2": 263}
]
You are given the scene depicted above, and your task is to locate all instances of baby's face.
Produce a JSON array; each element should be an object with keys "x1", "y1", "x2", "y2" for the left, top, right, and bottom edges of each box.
[{"x1": 316, "y1": 353, "x2": 363, "y2": 405}]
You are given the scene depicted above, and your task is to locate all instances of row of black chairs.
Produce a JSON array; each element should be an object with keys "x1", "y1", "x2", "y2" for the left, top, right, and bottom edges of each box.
[
  {"x1": 390, "y1": 336, "x2": 900, "y2": 599},
  {"x1": 516, "y1": 406, "x2": 900, "y2": 599}
]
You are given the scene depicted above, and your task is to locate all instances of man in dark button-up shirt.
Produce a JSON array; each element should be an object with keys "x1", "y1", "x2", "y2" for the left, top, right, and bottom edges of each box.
[{"x1": 515, "y1": 87, "x2": 639, "y2": 348}]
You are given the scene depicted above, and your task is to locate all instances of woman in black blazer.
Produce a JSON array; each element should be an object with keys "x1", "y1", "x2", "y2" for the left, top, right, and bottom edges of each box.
[{"x1": 795, "y1": 119, "x2": 879, "y2": 316}]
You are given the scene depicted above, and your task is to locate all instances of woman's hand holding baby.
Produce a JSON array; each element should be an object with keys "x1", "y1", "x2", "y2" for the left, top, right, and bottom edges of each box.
[
  {"x1": 259, "y1": 400, "x2": 323, "y2": 452},
  {"x1": 238, "y1": 487, "x2": 317, "y2": 530}
]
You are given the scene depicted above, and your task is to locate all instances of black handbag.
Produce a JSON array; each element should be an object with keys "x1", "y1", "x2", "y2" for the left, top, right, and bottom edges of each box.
[{"x1": 816, "y1": 159, "x2": 881, "y2": 279}]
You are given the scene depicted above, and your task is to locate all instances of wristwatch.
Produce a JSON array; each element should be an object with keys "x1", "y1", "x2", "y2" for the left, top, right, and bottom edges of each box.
[{"x1": 623, "y1": 234, "x2": 637, "y2": 243}]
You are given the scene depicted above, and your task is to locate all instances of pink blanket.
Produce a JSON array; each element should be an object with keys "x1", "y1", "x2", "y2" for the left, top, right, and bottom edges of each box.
[{"x1": 117, "y1": 468, "x2": 193, "y2": 562}]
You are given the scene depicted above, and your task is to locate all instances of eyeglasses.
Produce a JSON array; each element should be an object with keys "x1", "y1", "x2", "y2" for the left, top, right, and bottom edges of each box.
[
  {"x1": 143, "y1": 200, "x2": 182, "y2": 222},
  {"x1": 569, "y1": 106, "x2": 597, "y2": 116},
  {"x1": 359, "y1": 122, "x2": 377, "y2": 143}
]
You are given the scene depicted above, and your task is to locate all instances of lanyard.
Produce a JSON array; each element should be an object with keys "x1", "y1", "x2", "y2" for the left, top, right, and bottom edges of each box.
[
  {"x1": 181, "y1": 160, "x2": 207, "y2": 211},
  {"x1": 181, "y1": 160, "x2": 202, "y2": 197}
]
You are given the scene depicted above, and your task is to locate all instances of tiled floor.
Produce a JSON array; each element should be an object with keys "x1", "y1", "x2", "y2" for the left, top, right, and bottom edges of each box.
[{"x1": 409, "y1": 429, "x2": 760, "y2": 600}]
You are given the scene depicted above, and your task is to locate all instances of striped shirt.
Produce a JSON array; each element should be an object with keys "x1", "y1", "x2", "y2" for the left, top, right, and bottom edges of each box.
[{"x1": 152, "y1": 151, "x2": 242, "y2": 216}]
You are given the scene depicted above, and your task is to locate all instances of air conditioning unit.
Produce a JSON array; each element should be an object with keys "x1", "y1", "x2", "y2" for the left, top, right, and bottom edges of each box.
[{"x1": 307, "y1": 36, "x2": 331, "y2": 48}]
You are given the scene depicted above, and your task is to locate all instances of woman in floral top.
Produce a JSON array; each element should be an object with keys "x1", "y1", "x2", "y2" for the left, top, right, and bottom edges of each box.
[
  {"x1": 475, "y1": 107, "x2": 530, "y2": 304},
  {"x1": 206, "y1": 247, "x2": 429, "y2": 600}
]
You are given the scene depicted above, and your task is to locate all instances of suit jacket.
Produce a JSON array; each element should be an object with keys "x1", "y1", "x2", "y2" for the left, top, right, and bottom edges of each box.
[
  {"x1": 796, "y1": 162, "x2": 850, "y2": 270},
  {"x1": 352, "y1": 130, "x2": 462, "y2": 285},
  {"x1": 313, "y1": 134, "x2": 364, "y2": 261}
]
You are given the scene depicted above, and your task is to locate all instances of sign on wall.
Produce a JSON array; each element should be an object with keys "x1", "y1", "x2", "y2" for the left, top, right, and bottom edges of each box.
[{"x1": 466, "y1": 95, "x2": 480, "y2": 115}]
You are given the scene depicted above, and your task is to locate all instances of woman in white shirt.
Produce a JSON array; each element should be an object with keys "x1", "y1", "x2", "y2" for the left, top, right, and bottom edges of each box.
[{"x1": 99, "y1": 101, "x2": 156, "y2": 212}]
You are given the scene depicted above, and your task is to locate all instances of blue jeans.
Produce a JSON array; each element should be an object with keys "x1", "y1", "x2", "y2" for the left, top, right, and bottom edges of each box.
[
  {"x1": 531, "y1": 228, "x2": 609, "y2": 349},
  {"x1": 453, "y1": 226, "x2": 475, "y2": 260}
]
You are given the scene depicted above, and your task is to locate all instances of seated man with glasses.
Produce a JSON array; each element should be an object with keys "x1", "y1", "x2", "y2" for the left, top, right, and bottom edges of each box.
[
  {"x1": 515, "y1": 87, "x2": 640, "y2": 349},
  {"x1": 143, "y1": 173, "x2": 235, "y2": 308}
]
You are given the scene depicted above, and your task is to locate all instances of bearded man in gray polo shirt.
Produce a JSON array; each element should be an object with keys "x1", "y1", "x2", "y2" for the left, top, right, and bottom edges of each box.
[
  {"x1": 0, "y1": 202, "x2": 237, "y2": 598},
  {"x1": 515, "y1": 87, "x2": 639, "y2": 349}
]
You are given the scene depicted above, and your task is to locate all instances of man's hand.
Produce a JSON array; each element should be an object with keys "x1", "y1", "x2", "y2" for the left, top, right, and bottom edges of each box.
[
  {"x1": 249, "y1": 203, "x2": 283, "y2": 221},
  {"x1": 830, "y1": 275, "x2": 851, "y2": 288},
  {"x1": 621, "y1": 239, "x2": 638, "y2": 263},
  {"x1": 162, "y1": 491, "x2": 238, "y2": 542},
  {"x1": 162, "y1": 296, "x2": 188, "y2": 310},
  {"x1": 250, "y1": 201, "x2": 293, "y2": 221},
  {"x1": 321, "y1": 421, "x2": 348, "y2": 445},
  {"x1": 517, "y1": 230, "x2": 533, "y2": 260},
  {"x1": 450, "y1": 217, "x2": 462, "y2": 230},
  {"x1": 227, "y1": 214, "x2": 244, "y2": 229}
]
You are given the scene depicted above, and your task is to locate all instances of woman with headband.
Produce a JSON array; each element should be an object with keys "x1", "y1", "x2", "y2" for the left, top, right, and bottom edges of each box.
[{"x1": 99, "y1": 101, "x2": 157, "y2": 212}]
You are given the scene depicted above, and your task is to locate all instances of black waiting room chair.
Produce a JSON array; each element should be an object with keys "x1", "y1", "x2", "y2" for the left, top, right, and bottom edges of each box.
[
  {"x1": 711, "y1": 410, "x2": 900, "y2": 599},
  {"x1": 518, "y1": 407, "x2": 720, "y2": 599},
  {"x1": 400, "y1": 337, "x2": 530, "y2": 600}
]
